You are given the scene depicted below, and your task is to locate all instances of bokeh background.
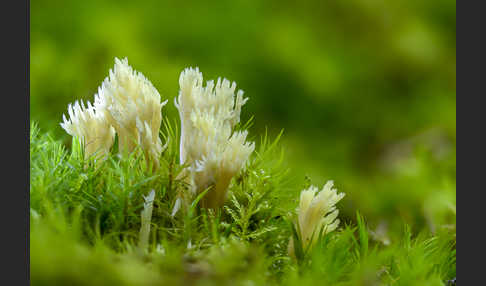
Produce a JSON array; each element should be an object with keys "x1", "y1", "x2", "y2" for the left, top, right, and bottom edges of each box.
[{"x1": 31, "y1": 0, "x2": 456, "y2": 235}]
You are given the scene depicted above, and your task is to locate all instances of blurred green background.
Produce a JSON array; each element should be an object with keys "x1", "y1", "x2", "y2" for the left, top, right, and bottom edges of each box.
[{"x1": 31, "y1": 0, "x2": 456, "y2": 234}]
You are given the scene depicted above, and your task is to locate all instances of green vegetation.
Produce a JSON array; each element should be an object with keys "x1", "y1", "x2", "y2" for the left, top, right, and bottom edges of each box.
[
  {"x1": 30, "y1": 0, "x2": 455, "y2": 284},
  {"x1": 30, "y1": 121, "x2": 455, "y2": 285}
]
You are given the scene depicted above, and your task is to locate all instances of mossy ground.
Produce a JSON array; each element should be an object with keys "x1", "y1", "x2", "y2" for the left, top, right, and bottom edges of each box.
[{"x1": 30, "y1": 121, "x2": 455, "y2": 286}]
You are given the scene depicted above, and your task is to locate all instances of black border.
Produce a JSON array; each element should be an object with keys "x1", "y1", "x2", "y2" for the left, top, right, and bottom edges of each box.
[
  {"x1": 3, "y1": 0, "x2": 29, "y2": 284},
  {"x1": 457, "y1": 1, "x2": 482, "y2": 284}
]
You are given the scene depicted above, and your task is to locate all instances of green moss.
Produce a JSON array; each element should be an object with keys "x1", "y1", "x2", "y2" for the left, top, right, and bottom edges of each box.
[{"x1": 30, "y1": 122, "x2": 455, "y2": 285}]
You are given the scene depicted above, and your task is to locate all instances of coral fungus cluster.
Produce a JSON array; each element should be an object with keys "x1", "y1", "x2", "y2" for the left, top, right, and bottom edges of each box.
[
  {"x1": 176, "y1": 67, "x2": 255, "y2": 208},
  {"x1": 61, "y1": 57, "x2": 345, "y2": 255}
]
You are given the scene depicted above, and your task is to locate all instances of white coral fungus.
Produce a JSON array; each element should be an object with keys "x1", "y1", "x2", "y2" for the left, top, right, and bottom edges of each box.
[
  {"x1": 176, "y1": 67, "x2": 254, "y2": 208},
  {"x1": 94, "y1": 57, "x2": 167, "y2": 167},
  {"x1": 289, "y1": 181, "x2": 345, "y2": 257},
  {"x1": 61, "y1": 100, "x2": 115, "y2": 162},
  {"x1": 138, "y1": 189, "x2": 156, "y2": 253}
]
